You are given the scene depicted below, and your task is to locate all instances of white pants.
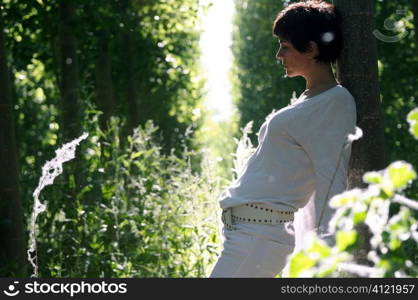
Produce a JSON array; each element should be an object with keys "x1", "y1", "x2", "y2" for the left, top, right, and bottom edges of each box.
[{"x1": 209, "y1": 222, "x2": 295, "y2": 278}]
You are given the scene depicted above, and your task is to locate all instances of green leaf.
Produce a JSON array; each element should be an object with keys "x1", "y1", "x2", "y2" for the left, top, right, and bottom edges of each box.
[
  {"x1": 35, "y1": 87, "x2": 45, "y2": 102},
  {"x1": 308, "y1": 239, "x2": 332, "y2": 258},
  {"x1": 118, "y1": 219, "x2": 130, "y2": 228},
  {"x1": 389, "y1": 237, "x2": 401, "y2": 250},
  {"x1": 352, "y1": 211, "x2": 367, "y2": 225},
  {"x1": 131, "y1": 151, "x2": 143, "y2": 160},
  {"x1": 122, "y1": 159, "x2": 130, "y2": 168},
  {"x1": 336, "y1": 230, "x2": 358, "y2": 251},
  {"x1": 329, "y1": 189, "x2": 361, "y2": 208},
  {"x1": 387, "y1": 161, "x2": 417, "y2": 190},
  {"x1": 363, "y1": 171, "x2": 383, "y2": 184},
  {"x1": 89, "y1": 242, "x2": 101, "y2": 250},
  {"x1": 288, "y1": 251, "x2": 317, "y2": 277},
  {"x1": 378, "y1": 259, "x2": 392, "y2": 271},
  {"x1": 407, "y1": 108, "x2": 418, "y2": 139},
  {"x1": 317, "y1": 262, "x2": 337, "y2": 277},
  {"x1": 380, "y1": 180, "x2": 394, "y2": 198}
]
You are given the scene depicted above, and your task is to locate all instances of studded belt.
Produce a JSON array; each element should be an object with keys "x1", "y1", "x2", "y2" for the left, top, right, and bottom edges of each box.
[{"x1": 221, "y1": 203, "x2": 295, "y2": 230}]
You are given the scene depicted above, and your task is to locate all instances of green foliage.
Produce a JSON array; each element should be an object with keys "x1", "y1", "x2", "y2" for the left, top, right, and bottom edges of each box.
[
  {"x1": 1, "y1": 0, "x2": 216, "y2": 277},
  {"x1": 407, "y1": 108, "x2": 418, "y2": 139},
  {"x1": 336, "y1": 230, "x2": 358, "y2": 252},
  {"x1": 32, "y1": 115, "x2": 222, "y2": 277},
  {"x1": 285, "y1": 108, "x2": 418, "y2": 278},
  {"x1": 3, "y1": 0, "x2": 208, "y2": 154},
  {"x1": 375, "y1": 0, "x2": 418, "y2": 196},
  {"x1": 193, "y1": 112, "x2": 239, "y2": 182}
]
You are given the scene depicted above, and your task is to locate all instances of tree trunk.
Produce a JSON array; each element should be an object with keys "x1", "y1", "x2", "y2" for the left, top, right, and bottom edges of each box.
[
  {"x1": 0, "y1": 8, "x2": 26, "y2": 277},
  {"x1": 95, "y1": 32, "x2": 115, "y2": 130},
  {"x1": 125, "y1": 30, "x2": 139, "y2": 133},
  {"x1": 58, "y1": 1, "x2": 81, "y2": 274},
  {"x1": 119, "y1": 0, "x2": 140, "y2": 134},
  {"x1": 59, "y1": 0, "x2": 81, "y2": 140},
  {"x1": 334, "y1": 0, "x2": 387, "y2": 185},
  {"x1": 334, "y1": 0, "x2": 386, "y2": 265}
]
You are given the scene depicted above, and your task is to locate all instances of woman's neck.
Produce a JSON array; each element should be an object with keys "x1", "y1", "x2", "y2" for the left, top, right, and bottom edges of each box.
[{"x1": 302, "y1": 63, "x2": 338, "y2": 98}]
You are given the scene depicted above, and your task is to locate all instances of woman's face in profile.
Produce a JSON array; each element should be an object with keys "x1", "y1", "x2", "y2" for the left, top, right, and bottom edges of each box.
[{"x1": 276, "y1": 39, "x2": 311, "y2": 78}]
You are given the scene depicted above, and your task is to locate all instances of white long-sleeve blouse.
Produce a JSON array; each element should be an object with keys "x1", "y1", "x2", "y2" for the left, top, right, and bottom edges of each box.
[{"x1": 218, "y1": 84, "x2": 357, "y2": 237}]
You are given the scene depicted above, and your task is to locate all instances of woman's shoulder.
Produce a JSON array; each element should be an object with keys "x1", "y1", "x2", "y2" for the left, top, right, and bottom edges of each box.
[
  {"x1": 293, "y1": 85, "x2": 355, "y2": 111},
  {"x1": 333, "y1": 85, "x2": 356, "y2": 104},
  {"x1": 331, "y1": 85, "x2": 357, "y2": 113},
  {"x1": 267, "y1": 85, "x2": 356, "y2": 126}
]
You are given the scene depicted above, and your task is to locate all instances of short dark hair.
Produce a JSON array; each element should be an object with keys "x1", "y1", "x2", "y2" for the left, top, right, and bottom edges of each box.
[{"x1": 272, "y1": 0, "x2": 342, "y2": 64}]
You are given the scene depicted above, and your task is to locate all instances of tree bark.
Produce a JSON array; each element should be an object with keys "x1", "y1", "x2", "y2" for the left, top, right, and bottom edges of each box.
[
  {"x1": 59, "y1": 0, "x2": 81, "y2": 140},
  {"x1": 95, "y1": 32, "x2": 116, "y2": 130},
  {"x1": 58, "y1": 2, "x2": 81, "y2": 274},
  {"x1": 120, "y1": 0, "x2": 140, "y2": 134},
  {"x1": 334, "y1": 0, "x2": 387, "y2": 185},
  {"x1": 125, "y1": 30, "x2": 140, "y2": 133},
  {"x1": 0, "y1": 8, "x2": 26, "y2": 276},
  {"x1": 334, "y1": 0, "x2": 386, "y2": 265}
]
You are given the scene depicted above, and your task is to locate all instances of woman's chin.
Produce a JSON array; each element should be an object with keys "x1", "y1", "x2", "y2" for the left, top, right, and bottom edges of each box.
[
  {"x1": 284, "y1": 70, "x2": 301, "y2": 78},
  {"x1": 285, "y1": 71, "x2": 295, "y2": 78}
]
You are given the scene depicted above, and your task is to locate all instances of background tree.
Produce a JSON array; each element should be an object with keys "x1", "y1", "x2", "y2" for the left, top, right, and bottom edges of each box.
[
  {"x1": 95, "y1": 31, "x2": 116, "y2": 131},
  {"x1": 59, "y1": 0, "x2": 81, "y2": 141},
  {"x1": 0, "y1": 7, "x2": 26, "y2": 276},
  {"x1": 0, "y1": 0, "x2": 210, "y2": 277}
]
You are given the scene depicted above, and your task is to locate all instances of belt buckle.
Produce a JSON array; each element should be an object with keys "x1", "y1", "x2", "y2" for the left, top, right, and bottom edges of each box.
[{"x1": 221, "y1": 208, "x2": 235, "y2": 231}]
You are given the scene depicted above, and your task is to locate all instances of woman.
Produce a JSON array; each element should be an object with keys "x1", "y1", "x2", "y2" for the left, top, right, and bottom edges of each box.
[{"x1": 210, "y1": 0, "x2": 357, "y2": 278}]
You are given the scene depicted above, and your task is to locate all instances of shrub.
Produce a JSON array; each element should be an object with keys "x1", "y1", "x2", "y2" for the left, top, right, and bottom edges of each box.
[{"x1": 33, "y1": 114, "x2": 222, "y2": 277}]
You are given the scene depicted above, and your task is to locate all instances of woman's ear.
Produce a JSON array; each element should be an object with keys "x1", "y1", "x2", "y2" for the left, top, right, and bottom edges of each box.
[{"x1": 306, "y1": 41, "x2": 319, "y2": 58}]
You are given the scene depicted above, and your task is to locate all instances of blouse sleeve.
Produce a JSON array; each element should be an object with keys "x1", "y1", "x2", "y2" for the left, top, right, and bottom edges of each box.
[{"x1": 287, "y1": 92, "x2": 357, "y2": 240}]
